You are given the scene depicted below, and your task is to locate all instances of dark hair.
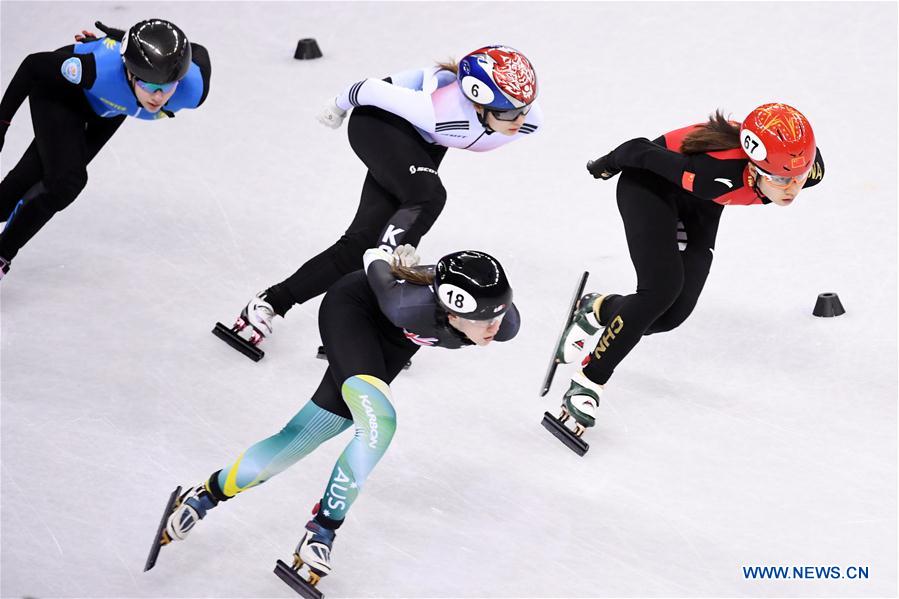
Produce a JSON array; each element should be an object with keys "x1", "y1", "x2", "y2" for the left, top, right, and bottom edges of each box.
[
  {"x1": 389, "y1": 263, "x2": 435, "y2": 286},
  {"x1": 680, "y1": 110, "x2": 741, "y2": 154},
  {"x1": 435, "y1": 59, "x2": 459, "y2": 75}
]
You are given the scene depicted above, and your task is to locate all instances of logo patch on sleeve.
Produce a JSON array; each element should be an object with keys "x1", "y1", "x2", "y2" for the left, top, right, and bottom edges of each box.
[{"x1": 60, "y1": 57, "x2": 83, "y2": 84}]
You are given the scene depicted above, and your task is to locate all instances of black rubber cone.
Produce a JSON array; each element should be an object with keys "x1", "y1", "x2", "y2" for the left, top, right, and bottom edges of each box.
[
  {"x1": 813, "y1": 292, "x2": 845, "y2": 317},
  {"x1": 294, "y1": 38, "x2": 322, "y2": 59}
]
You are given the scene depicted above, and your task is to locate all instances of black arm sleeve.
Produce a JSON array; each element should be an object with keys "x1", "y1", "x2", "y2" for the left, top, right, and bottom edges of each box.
[
  {"x1": 493, "y1": 304, "x2": 520, "y2": 342},
  {"x1": 190, "y1": 43, "x2": 212, "y2": 106},
  {"x1": 0, "y1": 51, "x2": 97, "y2": 123},
  {"x1": 802, "y1": 147, "x2": 825, "y2": 188},
  {"x1": 366, "y1": 259, "x2": 404, "y2": 324},
  {"x1": 606, "y1": 137, "x2": 689, "y2": 186}
]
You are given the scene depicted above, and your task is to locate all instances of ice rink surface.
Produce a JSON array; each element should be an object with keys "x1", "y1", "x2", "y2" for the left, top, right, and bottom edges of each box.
[{"x1": 1, "y1": 1, "x2": 896, "y2": 598}]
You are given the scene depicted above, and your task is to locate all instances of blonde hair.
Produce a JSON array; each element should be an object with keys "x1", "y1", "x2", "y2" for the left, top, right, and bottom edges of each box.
[
  {"x1": 435, "y1": 59, "x2": 459, "y2": 75},
  {"x1": 389, "y1": 263, "x2": 435, "y2": 286}
]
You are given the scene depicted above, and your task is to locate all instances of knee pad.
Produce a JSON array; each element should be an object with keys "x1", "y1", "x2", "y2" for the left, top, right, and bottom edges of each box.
[{"x1": 341, "y1": 375, "x2": 396, "y2": 451}]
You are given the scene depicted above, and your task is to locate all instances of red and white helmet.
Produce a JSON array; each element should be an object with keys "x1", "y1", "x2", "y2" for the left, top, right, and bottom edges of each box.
[
  {"x1": 740, "y1": 103, "x2": 815, "y2": 175},
  {"x1": 457, "y1": 45, "x2": 538, "y2": 111}
]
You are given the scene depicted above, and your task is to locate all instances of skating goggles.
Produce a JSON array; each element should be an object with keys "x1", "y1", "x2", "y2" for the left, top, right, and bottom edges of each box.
[
  {"x1": 488, "y1": 105, "x2": 531, "y2": 121},
  {"x1": 753, "y1": 165, "x2": 810, "y2": 189},
  {"x1": 459, "y1": 313, "x2": 506, "y2": 328},
  {"x1": 134, "y1": 78, "x2": 179, "y2": 94}
]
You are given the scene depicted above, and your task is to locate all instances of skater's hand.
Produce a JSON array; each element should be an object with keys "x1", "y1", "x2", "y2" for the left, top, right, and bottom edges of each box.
[
  {"x1": 394, "y1": 244, "x2": 420, "y2": 268},
  {"x1": 317, "y1": 98, "x2": 347, "y2": 129},
  {"x1": 94, "y1": 21, "x2": 126, "y2": 42},
  {"x1": 363, "y1": 247, "x2": 394, "y2": 272},
  {"x1": 0, "y1": 120, "x2": 9, "y2": 152},
  {"x1": 587, "y1": 154, "x2": 620, "y2": 180},
  {"x1": 75, "y1": 29, "x2": 98, "y2": 43}
]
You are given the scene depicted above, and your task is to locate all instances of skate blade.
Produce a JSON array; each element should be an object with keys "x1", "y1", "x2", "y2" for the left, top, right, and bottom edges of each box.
[
  {"x1": 541, "y1": 412, "x2": 589, "y2": 456},
  {"x1": 213, "y1": 322, "x2": 264, "y2": 362},
  {"x1": 540, "y1": 271, "x2": 589, "y2": 396},
  {"x1": 274, "y1": 559, "x2": 324, "y2": 599},
  {"x1": 144, "y1": 485, "x2": 182, "y2": 572}
]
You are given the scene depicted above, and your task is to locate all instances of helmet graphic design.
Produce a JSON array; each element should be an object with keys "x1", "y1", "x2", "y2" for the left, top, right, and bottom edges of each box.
[
  {"x1": 458, "y1": 45, "x2": 537, "y2": 111},
  {"x1": 740, "y1": 103, "x2": 815, "y2": 175}
]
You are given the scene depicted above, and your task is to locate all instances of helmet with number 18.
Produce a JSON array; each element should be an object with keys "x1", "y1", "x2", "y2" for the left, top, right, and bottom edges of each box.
[
  {"x1": 434, "y1": 251, "x2": 512, "y2": 320},
  {"x1": 457, "y1": 45, "x2": 538, "y2": 111},
  {"x1": 739, "y1": 103, "x2": 816, "y2": 177}
]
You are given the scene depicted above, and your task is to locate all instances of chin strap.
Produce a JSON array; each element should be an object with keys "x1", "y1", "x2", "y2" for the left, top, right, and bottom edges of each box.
[{"x1": 474, "y1": 107, "x2": 494, "y2": 133}]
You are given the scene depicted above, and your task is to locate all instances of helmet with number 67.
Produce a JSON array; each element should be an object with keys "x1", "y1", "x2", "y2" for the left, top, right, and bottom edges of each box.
[
  {"x1": 435, "y1": 251, "x2": 512, "y2": 320},
  {"x1": 457, "y1": 45, "x2": 537, "y2": 111},
  {"x1": 739, "y1": 103, "x2": 815, "y2": 176}
]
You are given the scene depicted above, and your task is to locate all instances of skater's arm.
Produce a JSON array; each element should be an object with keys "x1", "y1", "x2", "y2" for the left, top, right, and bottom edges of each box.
[
  {"x1": 0, "y1": 50, "x2": 97, "y2": 124},
  {"x1": 588, "y1": 137, "x2": 689, "y2": 185},
  {"x1": 333, "y1": 77, "x2": 436, "y2": 132},
  {"x1": 494, "y1": 304, "x2": 520, "y2": 342},
  {"x1": 364, "y1": 252, "x2": 434, "y2": 328},
  {"x1": 189, "y1": 43, "x2": 212, "y2": 107}
]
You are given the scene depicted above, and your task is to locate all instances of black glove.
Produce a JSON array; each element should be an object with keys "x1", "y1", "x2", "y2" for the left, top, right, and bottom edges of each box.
[
  {"x1": 96, "y1": 21, "x2": 126, "y2": 42},
  {"x1": 586, "y1": 153, "x2": 621, "y2": 180},
  {"x1": 0, "y1": 121, "x2": 9, "y2": 153}
]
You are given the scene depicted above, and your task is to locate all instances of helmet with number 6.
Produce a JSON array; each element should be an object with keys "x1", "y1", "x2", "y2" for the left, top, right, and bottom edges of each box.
[
  {"x1": 121, "y1": 19, "x2": 192, "y2": 84},
  {"x1": 435, "y1": 251, "x2": 512, "y2": 320},
  {"x1": 740, "y1": 103, "x2": 815, "y2": 176},
  {"x1": 457, "y1": 45, "x2": 537, "y2": 111}
]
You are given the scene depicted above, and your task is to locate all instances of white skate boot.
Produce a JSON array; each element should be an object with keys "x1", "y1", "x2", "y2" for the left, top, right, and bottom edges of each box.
[
  {"x1": 294, "y1": 520, "x2": 336, "y2": 581},
  {"x1": 164, "y1": 484, "x2": 219, "y2": 542},
  {"x1": 555, "y1": 293, "x2": 607, "y2": 364},
  {"x1": 238, "y1": 291, "x2": 276, "y2": 341},
  {"x1": 560, "y1": 369, "x2": 603, "y2": 434}
]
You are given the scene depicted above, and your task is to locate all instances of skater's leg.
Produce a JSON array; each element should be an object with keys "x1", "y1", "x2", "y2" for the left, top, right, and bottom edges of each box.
[
  {"x1": 311, "y1": 272, "x2": 416, "y2": 528},
  {"x1": 0, "y1": 92, "x2": 91, "y2": 261},
  {"x1": 0, "y1": 141, "x2": 43, "y2": 222},
  {"x1": 266, "y1": 173, "x2": 398, "y2": 314},
  {"x1": 165, "y1": 394, "x2": 351, "y2": 542},
  {"x1": 314, "y1": 375, "x2": 397, "y2": 529},
  {"x1": 646, "y1": 199, "x2": 724, "y2": 333},
  {"x1": 265, "y1": 107, "x2": 448, "y2": 315},
  {"x1": 210, "y1": 398, "x2": 352, "y2": 499},
  {"x1": 581, "y1": 173, "x2": 685, "y2": 386}
]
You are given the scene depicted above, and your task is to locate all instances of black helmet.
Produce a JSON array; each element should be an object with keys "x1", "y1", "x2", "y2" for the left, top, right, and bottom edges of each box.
[
  {"x1": 434, "y1": 251, "x2": 512, "y2": 320},
  {"x1": 121, "y1": 19, "x2": 191, "y2": 84}
]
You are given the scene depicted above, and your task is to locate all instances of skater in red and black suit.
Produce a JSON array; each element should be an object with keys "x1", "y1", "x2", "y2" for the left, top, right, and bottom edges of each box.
[{"x1": 548, "y1": 103, "x2": 824, "y2": 444}]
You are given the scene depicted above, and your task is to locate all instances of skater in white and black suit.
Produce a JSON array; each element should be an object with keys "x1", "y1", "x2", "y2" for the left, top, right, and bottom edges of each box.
[
  {"x1": 156, "y1": 246, "x2": 519, "y2": 593},
  {"x1": 223, "y1": 45, "x2": 541, "y2": 353}
]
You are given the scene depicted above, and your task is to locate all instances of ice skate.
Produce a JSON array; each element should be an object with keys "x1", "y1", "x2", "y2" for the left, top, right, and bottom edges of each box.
[
  {"x1": 212, "y1": 291, "x2": 276, "y2": 361},
  {"x1": 542, "y1": 370, "x2": 602, "y2": 456},
  {"x1": 274, "y1": 518, "x2": 336, "y2": 599},
  {"x1": 144, "y1": 484, "x2": 219, "y2": 571},
  {"x1": 554, "y1": 292, "x2": 607, "y2": 364},
  {"x1": 540, "y1": 271, "x2": 589, "y2": 396}
]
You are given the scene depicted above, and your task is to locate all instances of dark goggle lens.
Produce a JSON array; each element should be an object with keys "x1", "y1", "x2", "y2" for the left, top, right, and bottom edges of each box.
[{"x1": 489, "y1": 105, "x2": 531, "y2": 121}]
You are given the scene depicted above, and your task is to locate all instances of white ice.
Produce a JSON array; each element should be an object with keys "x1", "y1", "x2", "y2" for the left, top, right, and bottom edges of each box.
[{"x1": 1, "y1": 2, "x2": 896, "y2": 598}]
